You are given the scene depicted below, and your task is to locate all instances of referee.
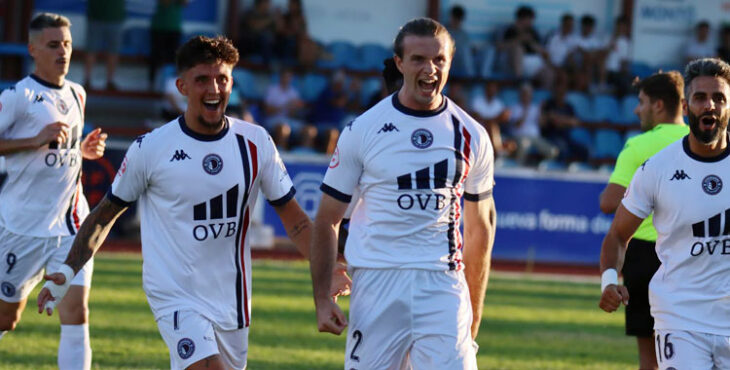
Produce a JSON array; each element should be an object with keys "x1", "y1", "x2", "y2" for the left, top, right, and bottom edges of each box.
[{"x1": 599, "y1": 71, "x2": 688, "y2": 370}]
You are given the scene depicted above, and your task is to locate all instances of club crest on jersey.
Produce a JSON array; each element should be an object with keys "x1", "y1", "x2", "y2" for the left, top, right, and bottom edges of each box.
[
  {"x1": 702, "y1": 175, "x2": 722, "y2": 195},
  {"x1": 202, "y1": 154, "x2": 223, "y2": 175},
  {"x1": 177, "y1": 338, "x2": 195, "y2": 359},
  {"x1": 56, "y1": 98, "x2": 70, "y2": 114},
  {"x1": 1, "y1": 282, "x2": 15, "y2": 297},
  {"x1": 329, "y1": 147, "x2": 340, "y2": 168},
  {"x1": 411, "y1": 129, "x2": 433, "y2": 149}
]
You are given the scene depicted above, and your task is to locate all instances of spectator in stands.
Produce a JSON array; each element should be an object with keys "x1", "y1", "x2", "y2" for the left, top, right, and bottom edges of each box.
[
  {"x1": 500, "y1": 6, "x2": 552, "y2": 86},
  {"x1": 508, "y1": 83, "x2": 559, "y2": 165},
  {"x1": 446, "y1": 5, "x2": 474, "y2": 78},
  {"x1": 309, "y1": 70, "x2": 354, "y2": 130},
  {"x1": 83, "y1": 0, "x2": 125, "y2": 90},
  {"x1": 717, "y1": 25, "x2": 730, "y2": 63},
  {"x1": 685, "y1": 21, "x2": 715, "y2": 63},
  {"x1": 574, "y1": 14, "x2": 605, "y2": 91},
  {"x1": 237, "y1": 0, "x2": 278, "y2": 65},
  {"x1": 317, "y1": 128, "x2": 339, "y2": 155},
  {"x1": 270, "y1": 122, "x2": 291, "y2": 152},
  {"x1": 446, "y1": 80, "x2": 469, "y2": 109},
  {"x1": 469, "y1": 80, "x2": 513, "y2": 157},
  {"x1": 290, "y1": 125, "x2": 318, "y2": 154},
  {"x1": 149, "y1": 0, "x2": 188, "y2": 89},
  {"x1": 540, "y1": 82, "x2": 589, "y2": 163},
  {"x1": 263, "y1": 68, "x2": 306, "y2": 130},
  {"x1": 546, "y1": 13, "x2": 578, "y2": 86},
  {"x1": 276, "y1": 0, "x2": 306, "y2": 65},
  {"x1": 601, "y1": 16, "x2": 632, "y2": 96},
  {"x1": 162, "y1": 73, "x2": 186, "y2": 121},
  {"x1": 367, "y1": 58, "x2": 403, "y2": 108}
]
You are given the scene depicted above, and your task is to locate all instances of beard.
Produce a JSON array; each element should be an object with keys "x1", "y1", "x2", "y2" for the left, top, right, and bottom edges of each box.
[
  {"x1": 687, "y1": 110, "x2": 728, "y2": 144},
  {"x1": 197, "y1": 114, "x2": 225, "y2": 130}
]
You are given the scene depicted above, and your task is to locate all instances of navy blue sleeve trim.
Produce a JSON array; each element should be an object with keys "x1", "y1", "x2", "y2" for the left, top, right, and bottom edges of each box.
[
  {"x1": 106, "y1": 190, "x2": 134, "y2": 207},
  {"x1": 268, "y1": 186, "x2": 296, "y2": 206},
  {"x1": 463, "y1": 189, "x2": 493, "y2": 202},
  {"x1": 320, "y1": 183, "x2": 352, "y2": 203}
]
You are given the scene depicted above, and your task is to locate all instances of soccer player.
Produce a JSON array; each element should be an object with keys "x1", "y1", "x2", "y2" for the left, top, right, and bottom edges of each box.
[
  {"x1": 0, "y1": 13, "x2": 106, "y2": 370},
  {"x1": 37, "y1": 36, "x2": 349, "y2": 369},
  {"x1": 598, "y1": 71, "x2": 688, "y2": 370},
  {"x1": 599, "y1": 57, "x2": 730, "y2": 369},
  {"x1": 310, "y1": 18, "x2": 496, "y2": 369}
]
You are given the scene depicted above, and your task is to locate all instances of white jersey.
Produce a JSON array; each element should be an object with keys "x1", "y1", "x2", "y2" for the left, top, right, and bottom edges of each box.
[
  {"x1": 110, "y1": 116, "x2": 294, "y2": 330},
  {"x1": 322, "y1": 94, "x2": 494, "y2": 271},
  {"x1": 0, "y1": 75, "x2": 89, "y2": 237},
  {"x1": 622, "y1": 136, "x2": 730, "y2": 336}
]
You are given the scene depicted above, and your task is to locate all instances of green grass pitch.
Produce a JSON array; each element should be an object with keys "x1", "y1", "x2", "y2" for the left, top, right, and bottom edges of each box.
[{"x1": 0, "y1": 253, "x2": 637, "y2": 369}]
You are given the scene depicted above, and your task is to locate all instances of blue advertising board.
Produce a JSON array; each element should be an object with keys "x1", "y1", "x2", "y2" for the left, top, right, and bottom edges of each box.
[
  {"x1": 34, "y1": 0, "x2": 219, "y2": 24},
  {"x1": 264, "y1": 158, "x2": 613, "y2": 266}
]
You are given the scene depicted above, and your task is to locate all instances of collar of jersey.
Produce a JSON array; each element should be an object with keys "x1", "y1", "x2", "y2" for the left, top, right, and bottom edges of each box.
[
  {"x1": 30, "y1": 74, "x2": 63, "y2": 89},
  {"x1": 682, "y1": 134, "x2": 730, "y2": 163},
  {"x1": 391, "y1": 92, "x2": 447, "y2": 117},
  {"x1": 178, "y1": 116, "x2": 230, "y2": 142}
]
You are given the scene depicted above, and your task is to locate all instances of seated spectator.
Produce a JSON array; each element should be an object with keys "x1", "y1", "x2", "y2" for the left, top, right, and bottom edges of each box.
[
  {"x1": 271, "y1": 123, "x2": 291, "y2": 152},
  {"x1": 507, "y1": 83, "x2": 559, "y2": 165},
  {"x1": 717, "y1": 25, "x2": 730, "y2": 64},
  {"x1": 263, "y1": 68, "x2": 306, "y2": 130},
  {"x1": 446, "y1": 81, "x2": 469, "y2": 109},
  {"x1": 574, "y1": 14, "x2": 605, "y2": 91},
  {"x1": 546, "y1": 13, "x2": 578, "y2": 86},
  {"x1": 237, "y1": 0, "x2": 278, "y2": 64},
  {"x1": 317, "y1": 128, "x2": 340, "y2": 155},
  {"x1": 446, "y1": 5, "x2": 475, "y2": 78},
  {"x1": 470, "y1": 80, "x2": 514, "y2": 157},
  {"x1": 601, "y1": 16, "x2": 632, "y2": 96},
  {"x1": 685, "y1": 21, "x2": 715, "y2": 63},
  {"x1": 162, "y1": 74, "x2": 186, "y2": 121},
  {"x1": 276, "y1": 0, "x2": 321, "y2": 67},
  {"x1": 289, "y1": 125, "x2": 319, "y2": 154},
  {"x1": 500, "y1": 6, "x2": 552, "y2": 86},
  {"x1": 540, "y1": 82, "x2": 589, "y2": 163},
  {"x1": 308, "y1": 70, "x2": 354, "y2": 130}
]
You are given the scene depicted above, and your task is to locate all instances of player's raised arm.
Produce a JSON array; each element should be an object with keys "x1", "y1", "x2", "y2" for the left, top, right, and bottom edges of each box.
[
  {"x1": 310, "y1": 193, "x2": 349, "y2": 335},
  {"x1": 37, "y1": 195, "x2": 128, "y2": 315},
  {"x1": 463, "y1": 195, "x2": 496, "y2": 340},
  {"x1": 598, "y1": 203, "x2": 643, "y2": 313}
]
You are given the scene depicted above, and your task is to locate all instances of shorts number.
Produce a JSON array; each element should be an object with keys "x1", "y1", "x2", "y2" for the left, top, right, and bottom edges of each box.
[
  {"x1": 656, "y1": 333, "x2": 674, "y2": 362},
  {"x1": 5, "y1": 253, "x2": 16, "y2": 274},
  {"x1": 350, "y1": 330, "x2": 363, "y2": 362}
]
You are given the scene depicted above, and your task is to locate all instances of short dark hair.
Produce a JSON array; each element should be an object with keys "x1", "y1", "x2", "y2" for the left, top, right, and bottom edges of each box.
[
  {"x1": 684, "y1": 58, "x2": 730, "y2": 95},
  {"x1": 515, "y1": 6, "x2": 535, "y2": 20},
  {"x1": 451, "y1": 5, "x2": 465, "y2": 21},
  {"x1": 697, "y1": 20, "x2": 710, "y2": 29},
  {"x1": 633, "y1": 71, "x2": 684, "y2": 117},
  {"x1": 581, "y1": 15, "x2": 596, "y2": 27},
  {"x1": 29, "y1": 12, "x2": 71, "y2": 40},
  {"x1": 176, "y1": 35, "x2": 240, "y2": 74},
  {"x1": 393, "y1": 17, "x2": 453, "y2": 59},
  {"x1": 561, "y1": 13, "x2": 574, "y2": 24}
]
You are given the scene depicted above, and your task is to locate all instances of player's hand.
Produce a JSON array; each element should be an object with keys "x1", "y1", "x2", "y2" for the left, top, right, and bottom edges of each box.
[
  {"x1": 598, "y1": 284, "x2": 629, "y2": 313},
  {"x1": 36, "y1": 272, "x2": 68, "y2": 316},
  {"x1": 35, "y1": 122, "x2": 69, "y2": 147},
  {"x1": 81, "y1": 127, "x2": 107, "y2": 160},
  {"x1": 329, "y1": 262, "x2": 351, "y2": 300},
  {"x1": 314, "y1": 298, "x2": 348, "y2": 335}
]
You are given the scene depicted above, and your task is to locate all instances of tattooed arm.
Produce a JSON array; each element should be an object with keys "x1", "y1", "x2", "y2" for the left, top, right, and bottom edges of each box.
[
  {"x1": 37, "y1": 195, "x2": 128, "y2": 314},
  {"x1": 273, "y1": 197, "x2": 313, "y2": 258}
]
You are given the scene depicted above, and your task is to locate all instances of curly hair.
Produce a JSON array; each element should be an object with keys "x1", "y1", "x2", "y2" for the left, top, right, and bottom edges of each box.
[{"x1": 175, "y1": 35, "x2": 240, "y2": 74}]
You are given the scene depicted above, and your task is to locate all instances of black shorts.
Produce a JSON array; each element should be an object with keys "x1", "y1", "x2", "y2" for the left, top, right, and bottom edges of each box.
[{"x1": 622, "y1": 238, "x2": 661, "y2": 337}]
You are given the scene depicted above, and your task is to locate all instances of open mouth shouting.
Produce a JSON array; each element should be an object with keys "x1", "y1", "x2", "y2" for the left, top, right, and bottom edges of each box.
[
  {"x1": 418, "y1": 77, "x2": 438, "y2": 96},
  {"x1": 700, "y1": 114, "x2": 718, "y2": 132},
  {"x1": 203, "y1": 98, "x2": 222, "y2": 112}
]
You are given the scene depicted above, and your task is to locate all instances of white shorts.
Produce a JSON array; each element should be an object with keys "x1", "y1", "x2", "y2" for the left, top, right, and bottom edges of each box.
[
  {"x1": 345, "y1": 268, "x2": 477, "y2": 370},
  {"x1": 157, "y1": 309, "x2": 249, "y2": 370},
  {"x1": 654, "y1": 329, "x2": 730, "y2": 369},
  {"x1": 0, "y1": 225, "x2": 93, "y2": 302}
]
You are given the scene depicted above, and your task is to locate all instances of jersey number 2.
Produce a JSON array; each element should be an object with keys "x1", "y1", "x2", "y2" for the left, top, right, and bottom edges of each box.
[{"x1": 350, "y1": 330, "x2": 363, "y2": 362}]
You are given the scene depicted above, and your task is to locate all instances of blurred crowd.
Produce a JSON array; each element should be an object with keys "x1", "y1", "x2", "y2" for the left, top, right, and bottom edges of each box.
[{"x1": 81, "y1": 1, "x2": 730, "y2": 168}]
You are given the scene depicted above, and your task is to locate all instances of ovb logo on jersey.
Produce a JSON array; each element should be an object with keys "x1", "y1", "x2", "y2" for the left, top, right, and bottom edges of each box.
[
  {"x1": 192, "y1": 185, "x2": 239, "y2": 241},
  {"x1": 1, "y1": 282, "x2": 15, "y2": 297},
  {"x1": 411, "y1": 129, "x2": 433, "y2": 149},
  {"x1": 56, "y1": 98, "x2": 70, "y2": 114},
  {"x1": 202, "y1": 154, "x2": 223, "y2": 175},
  {"x1": 702, "y1": 175, "x2": 722, "y2": 195},
  {"x1": 177, "y1": 338, "x2": 195, "y2": 359}
]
